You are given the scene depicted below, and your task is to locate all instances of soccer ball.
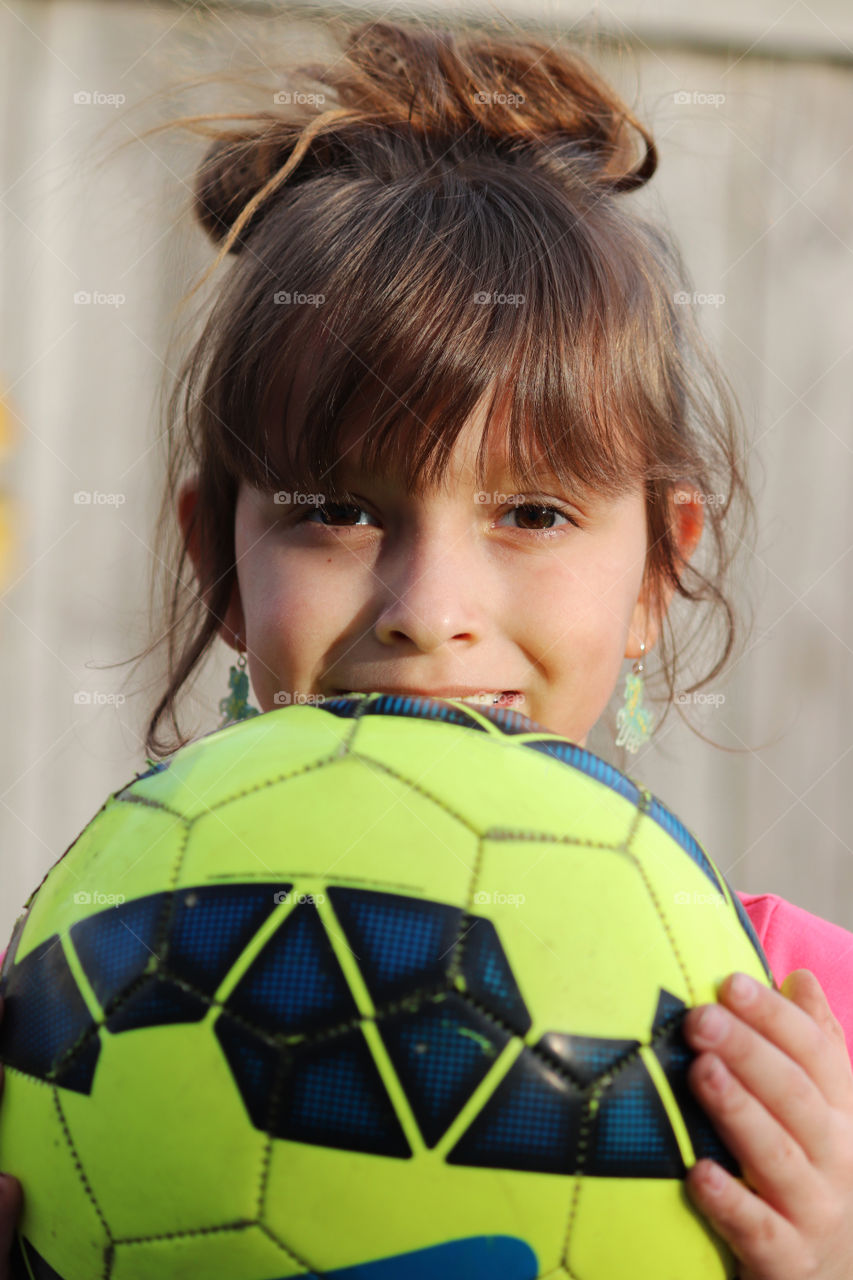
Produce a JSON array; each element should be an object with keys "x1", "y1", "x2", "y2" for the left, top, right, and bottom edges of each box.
[{"x1": 0, "y1": 694, "x2": 772, "y2": 1280}]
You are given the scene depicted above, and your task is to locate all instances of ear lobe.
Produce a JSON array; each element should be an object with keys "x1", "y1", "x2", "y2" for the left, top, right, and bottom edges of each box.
[
  {"x1": 177, "y1": 477, "x2": 203, "y2": 579},
  {"x1": 176, "y1": 475, "x2": 245, "y2": 653},
  {"x1": 625, "y1": 591, "x2": 663, "y2": 662},
  {"x1": 624, "y1": 486, "x2": 706, "y2": 663}
]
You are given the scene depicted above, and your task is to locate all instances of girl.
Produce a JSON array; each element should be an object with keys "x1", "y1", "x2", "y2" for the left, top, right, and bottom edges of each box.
[{"x1": 2, "y1": 17, "x2": 853, "y2": 1279}]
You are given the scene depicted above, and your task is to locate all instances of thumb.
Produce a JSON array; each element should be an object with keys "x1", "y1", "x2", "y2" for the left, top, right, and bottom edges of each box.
[{"x1": 0, "y1": 1172, "x2": 23, "y2": 1280}]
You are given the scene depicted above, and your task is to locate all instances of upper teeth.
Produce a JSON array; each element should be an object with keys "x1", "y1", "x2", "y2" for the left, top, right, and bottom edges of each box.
[{"x1": 460, "y1": 693, "x2": 514, "y2": 704}]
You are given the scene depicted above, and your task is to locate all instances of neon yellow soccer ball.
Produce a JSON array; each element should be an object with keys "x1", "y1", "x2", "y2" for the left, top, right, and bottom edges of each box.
[{"x1": 0, "y1": 694, "x2": 773, "y2": 1280}]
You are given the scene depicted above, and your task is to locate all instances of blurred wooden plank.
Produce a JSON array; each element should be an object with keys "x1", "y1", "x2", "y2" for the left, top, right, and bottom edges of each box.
[{"x1": 200, "y1": 0, "x2": 853, "y2": 62}]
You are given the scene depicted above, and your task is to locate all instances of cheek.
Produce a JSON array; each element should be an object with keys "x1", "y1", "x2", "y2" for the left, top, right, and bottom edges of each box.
[
  {"x1": 520, "y1": 552, "x2": 639, "y2": 652},
  {"x1": 240, "y1": 551, "x2": 354, "y2": 665}
]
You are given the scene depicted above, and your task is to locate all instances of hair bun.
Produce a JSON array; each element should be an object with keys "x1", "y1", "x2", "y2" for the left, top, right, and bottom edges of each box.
[
  {"x1": 193, "y1": 118, "x2": 320, "y2": 250},
  {"x1": 332, "y1": 22, "x2": 657, "y2": 191},
  {"x1": 192, "y1": 20, "x2": 656, "y2": 253}
]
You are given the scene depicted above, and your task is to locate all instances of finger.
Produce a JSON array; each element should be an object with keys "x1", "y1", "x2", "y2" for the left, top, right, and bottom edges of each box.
[
  {"x1": 688, "y1": 1051, "x2": 816, "y2": 1221},
  {"x1": 686, "y1": 1159, "x2": 800, "y2": 1280},
  {"x1": 719, "y1": 972, "x2": 851, "y2": 1109},
  {"x1": 0, "y1": 1173, "x2": 23, "y2": 1280},
  {"x1": 684, "y1": 1000, "x2": 833, "y2": 1166},
  {"x1": 780, "y1": 969, "x2": 852, "y2": 1069}
]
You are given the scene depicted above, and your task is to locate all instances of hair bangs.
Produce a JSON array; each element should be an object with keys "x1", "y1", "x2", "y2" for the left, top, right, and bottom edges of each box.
[{"x1": 206, "y1": 164, "x2": 659, "y2": 507}]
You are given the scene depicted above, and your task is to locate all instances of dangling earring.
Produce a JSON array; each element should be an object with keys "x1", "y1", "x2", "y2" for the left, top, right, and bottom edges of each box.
[
  {"x1": 615, "y1": 640, "x2": 654, "y2": 754},
  {"x1": 218, "y1": 649, "x2": 260, "y2": 728}
]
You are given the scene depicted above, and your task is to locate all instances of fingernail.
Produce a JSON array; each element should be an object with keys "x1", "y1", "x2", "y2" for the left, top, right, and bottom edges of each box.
[
  {"x1": 694, "y1": 1005, "x2": 726, "y2": 1043},
  {"x1": 703, "y1": 1161, "x2": 725, "y2": 1192},
  {"x1": 729, "y1": 973, "x2": 757, "y2": 1005}
]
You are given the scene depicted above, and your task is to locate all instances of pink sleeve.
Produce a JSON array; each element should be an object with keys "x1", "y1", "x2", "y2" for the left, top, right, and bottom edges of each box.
[{"x1": 737, "y1": 891, "x2": 853, "y2": 1066}]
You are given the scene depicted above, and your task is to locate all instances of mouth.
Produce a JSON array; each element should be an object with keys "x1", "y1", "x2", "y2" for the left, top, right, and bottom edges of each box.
[{"x1": 332, "y1": 689, "x2": 525, "y2": 709}]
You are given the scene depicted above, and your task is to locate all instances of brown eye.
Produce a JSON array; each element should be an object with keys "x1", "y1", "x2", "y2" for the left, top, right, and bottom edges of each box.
[{"x1": 497, "y1": 503, "x2": 578, "y2": 533}]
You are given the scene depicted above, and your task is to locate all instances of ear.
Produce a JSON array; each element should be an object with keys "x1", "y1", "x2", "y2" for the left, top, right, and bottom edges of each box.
[
  {"x1": 625, "y1": 485, "x2": 705, "y2": 661},
  {"x1": 177, "y1": 476, "x2": 245, "y2": 654}
]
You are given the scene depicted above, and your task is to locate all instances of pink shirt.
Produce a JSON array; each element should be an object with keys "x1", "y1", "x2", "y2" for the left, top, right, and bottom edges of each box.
[
  {"x1": 736, "y1": 891, "x2": 853, "y2": 1065},
  {"x1": 2, "y1": 892, "x2": 853, "y2": 1062}
]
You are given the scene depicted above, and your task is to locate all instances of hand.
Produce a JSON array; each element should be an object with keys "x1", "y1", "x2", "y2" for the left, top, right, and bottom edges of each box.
[
  {"x1": 0, "y1": 996, "x2": 23, "y2": 1280},
  {"x1": 683, "y1": 969, "x2": 853, "y2": 1279}
]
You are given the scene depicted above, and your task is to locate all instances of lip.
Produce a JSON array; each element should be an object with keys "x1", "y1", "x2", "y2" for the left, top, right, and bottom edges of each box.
[{"x1": 331, "y1": 686, "x2": 522, "y2": 700}]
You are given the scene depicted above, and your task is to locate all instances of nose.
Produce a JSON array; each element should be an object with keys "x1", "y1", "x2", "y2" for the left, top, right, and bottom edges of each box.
[{"x1": 372, "y1": 526, "x2": 483, "y2": 651}]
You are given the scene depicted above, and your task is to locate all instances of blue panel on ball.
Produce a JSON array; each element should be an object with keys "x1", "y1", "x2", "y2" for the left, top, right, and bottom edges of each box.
[
  {"x1": 361, "y1": 694, "x2": 490, "y2": 731},
  {"x1": 0, "y1": 936, "x2": 98, "y2": 1094},
  {"x1": 459, "y1": 916, "x2": 531, "y2": 1034},
  {"x1": 215, "y1": 1011, "x2": 282, "y2": 1132},
  {"x1": 166, "y1": 884, "x2": 281, "y2": 995},
  {"x1": 301, "y1": 1235, "x2": 539, "y2": 1279},
  {"x1": 321, "y1": 691, "x2": 549, "y2": 737},
  {"x1": 105, "y1": 976, "x2": 209, "y2": 1033},
  {"x1": 276, "y1": 1027, "x2": 411, "y2": 1158},
  {"x1": 536, "y1": 1031, "x2": 641, "y2": 1088},
  {"x1": 653, "y1": 1018, "x2": 741, "y2": 1175},
  {"x1": 51, "y1": 1032, "x2": 101, "y2": 1095},
  {"x1": 328, "y1": 888, "x2": 462, "y2": 1003},
  {"x1": 317, "y1": 696, "x2": 364, "y2": 721},
  {"x1": 380, "y1": 992, "x2": 510, "y2": 1147},
  {"x1": 447, "y1": 1045, "x2": 583, "y2": 1173},
  {"x1": 584, "y1": 1052, "x2": 684, "y2": 1178},
  {"x1": 651, "y1": 988, "x2": 686, "y2": 1033},
  {"x1": 320, "y1": 694, "x2": 487, "y2": 733},
  {"x1": 71, "y1": 894, "x2": 168, "y2": 1010},
  {"x1": 227, "y1": 901, "x2": 358, "y2": 1036}
]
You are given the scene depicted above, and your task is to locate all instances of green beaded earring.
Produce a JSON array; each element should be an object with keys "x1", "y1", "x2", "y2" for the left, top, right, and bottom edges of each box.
[
  {"x1": 615, "y1": 640, "x2": 654, "y2": 754},
  {"x1": 218, "y1": 650, "x2": 260, "y2": 728}
]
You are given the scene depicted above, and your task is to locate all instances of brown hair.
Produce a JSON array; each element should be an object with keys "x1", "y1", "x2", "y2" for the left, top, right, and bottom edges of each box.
[{"x1": 122, "y1": 16, "x2": 755, "y2": 758}]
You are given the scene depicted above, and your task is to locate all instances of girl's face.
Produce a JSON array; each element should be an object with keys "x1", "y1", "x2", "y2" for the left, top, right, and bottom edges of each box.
[{"x1": 184, "y1": 405, "x2": 701, "y2": 746}]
